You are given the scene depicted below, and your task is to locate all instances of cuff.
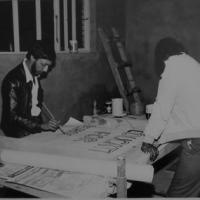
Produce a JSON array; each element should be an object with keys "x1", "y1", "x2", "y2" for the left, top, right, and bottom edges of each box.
[{"x1": 143, "y1": 135, "x2": 155, "y2": 144}]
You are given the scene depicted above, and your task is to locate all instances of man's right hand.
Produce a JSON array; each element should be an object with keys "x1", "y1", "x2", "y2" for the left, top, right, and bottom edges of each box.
[
  {"x1": 41, "y1": 119, "x2": 60, "y2": 131},
  {"x1": 141, "y1": 142, "x2": 159, "y2": 162}
]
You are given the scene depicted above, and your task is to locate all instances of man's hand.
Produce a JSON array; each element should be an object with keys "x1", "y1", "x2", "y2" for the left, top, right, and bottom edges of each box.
[
  {"x1": 141, "y1": 142, "x2": 159, "y2": 162},
  {"x1": 41, "y1": 119, "x2": 60, "y2": 131}
]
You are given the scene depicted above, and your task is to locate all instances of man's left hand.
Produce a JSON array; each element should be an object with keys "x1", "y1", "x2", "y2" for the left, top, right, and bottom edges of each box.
[{"x1": 141, "y1": 142, "x2": 159, "y2": 162}]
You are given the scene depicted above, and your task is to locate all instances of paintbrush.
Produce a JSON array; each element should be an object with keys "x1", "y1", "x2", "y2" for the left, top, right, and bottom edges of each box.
[{"x1": 42, "y1": 102, "x2": 66, "y2": 134}]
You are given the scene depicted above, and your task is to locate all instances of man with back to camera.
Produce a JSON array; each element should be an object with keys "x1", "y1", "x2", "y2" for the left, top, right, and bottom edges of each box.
[
  {"x1": 141, "y1": 37, "x2": 200, "y2": 197},
  {"x1": 1, "y1": 40, "x2": 60, "y2": 138}
]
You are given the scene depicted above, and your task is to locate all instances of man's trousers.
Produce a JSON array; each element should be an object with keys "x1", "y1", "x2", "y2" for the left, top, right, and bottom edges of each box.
[{"x1": 167, "y1": 138, "x2": 200, "y2": 197}]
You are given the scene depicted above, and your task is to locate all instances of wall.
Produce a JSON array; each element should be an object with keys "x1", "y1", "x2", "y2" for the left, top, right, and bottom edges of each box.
[
  {"x1": 42, "y1": 52, "x2": 118, "y2": 122},
  {"x1": 0, "y1": 0, "x2": 126, "y2": 128},
  {"x1": 96, "y1": 0, "x2": 126, "y2": 37},
  {"x1": 125, "y1": 0, "x2": 200, "y2": 103}
]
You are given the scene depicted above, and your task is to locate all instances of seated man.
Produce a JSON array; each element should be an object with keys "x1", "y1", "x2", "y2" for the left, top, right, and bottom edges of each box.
[{"x1": 1, "y1": 40, "x2": 60, "y2": 138}]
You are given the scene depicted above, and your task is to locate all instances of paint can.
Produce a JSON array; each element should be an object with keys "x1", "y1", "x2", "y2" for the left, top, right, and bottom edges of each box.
[{"x1": 112, "y1": 98, "x2": 123, "y2": 117}]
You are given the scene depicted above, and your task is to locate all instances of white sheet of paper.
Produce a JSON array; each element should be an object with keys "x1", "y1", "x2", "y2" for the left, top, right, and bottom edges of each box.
[
  {"x1": 1, "y1": 149, "x2": 154, "y2": 183},
  {"x1": 5, "y1": 164, "x2": 108, "y2": 198},
  {"x1": 0, "y1": 116, "x2": 154, "y2": 185},
  {"x1": 65, "y1": 117, "x2": 83, "y2": 126}
]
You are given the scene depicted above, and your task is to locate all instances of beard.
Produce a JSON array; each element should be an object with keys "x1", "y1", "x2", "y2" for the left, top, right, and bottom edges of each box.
[
  {"x1": 31, "y1": 62, "x2": 38, "y2": 76},
  {"x1": 31, "y1": 62, "x2": 47, "y2": 79},
  {"x1": 39, "y1": 71, "x2": 48, "y2": 79}
]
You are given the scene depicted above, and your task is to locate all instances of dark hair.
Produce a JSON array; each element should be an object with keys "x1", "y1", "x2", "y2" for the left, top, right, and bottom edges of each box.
[
  {"x1": 155, "y1": 37, "x2": 187, "y2": 77},
  {"x1": 26, "y1": 40, "x2": 56, "y2": 68}
]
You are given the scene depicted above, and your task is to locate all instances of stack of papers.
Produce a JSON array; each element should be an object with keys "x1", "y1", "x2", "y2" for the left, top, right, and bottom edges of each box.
[{"x1": 0, "y1": 162, "x2": 114, "y2": 198}]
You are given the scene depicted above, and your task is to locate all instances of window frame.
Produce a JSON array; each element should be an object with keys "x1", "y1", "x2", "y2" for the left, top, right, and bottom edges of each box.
[{"x1": 0, "y1": 0, "x2": 91, "y2": 54}]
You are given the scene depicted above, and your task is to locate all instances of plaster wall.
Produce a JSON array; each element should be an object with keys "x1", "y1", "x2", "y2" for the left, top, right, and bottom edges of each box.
[
  {"x1": 126, "y1": 0, "x2": 200, "y2": 103},
  {"x1": 96, "y1": 0, "x2": 126, "y2": 37}
]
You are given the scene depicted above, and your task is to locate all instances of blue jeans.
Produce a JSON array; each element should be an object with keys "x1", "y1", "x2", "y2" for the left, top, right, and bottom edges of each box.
[{"x1": 167, "y1": 138, "x2": 200, "y2": 197}]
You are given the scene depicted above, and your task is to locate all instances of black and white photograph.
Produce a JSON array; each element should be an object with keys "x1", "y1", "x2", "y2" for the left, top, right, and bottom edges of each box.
[{"x1": 0, "y1": 0, "x2": 199, "y2": 199}]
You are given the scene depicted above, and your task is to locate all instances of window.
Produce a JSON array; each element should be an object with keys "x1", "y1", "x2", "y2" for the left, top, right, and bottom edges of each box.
[
  {"x1": 0, "y1": 1, "x2": 13, "y2": 51},
  {"x1": 0, "y1": 0, "x2": 90, "y2": 52}
]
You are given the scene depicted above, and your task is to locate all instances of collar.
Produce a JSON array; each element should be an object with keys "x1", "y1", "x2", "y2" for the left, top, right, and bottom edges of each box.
[{"x1": 23, "y1": 58, "x2": 34, "y2": 83}]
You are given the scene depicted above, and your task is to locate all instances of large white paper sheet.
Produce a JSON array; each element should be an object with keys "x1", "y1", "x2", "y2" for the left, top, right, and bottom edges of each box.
[
  {"x1": 1, "y1": 149, "x2": 153, "y2": 183},
  {"x1": 0, "y1": 162, "x2": 110, "y2": 198},
  {"x1": 9, "y1": 116, "x2": 147, "y2": 161},
  {"x1": 0, "y1": 116, "x2": 153, "y2": 183}
]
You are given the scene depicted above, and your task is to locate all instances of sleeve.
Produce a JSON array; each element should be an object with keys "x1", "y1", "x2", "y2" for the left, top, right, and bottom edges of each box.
[
  {"x1": 8, "y1": 80, "x2": 42, "y2": 133},
  {"x1": 143, "y1": 58, "x2": 181, "y2": 143}
]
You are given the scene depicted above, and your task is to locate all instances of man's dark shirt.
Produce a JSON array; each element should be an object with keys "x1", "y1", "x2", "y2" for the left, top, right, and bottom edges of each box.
[{"x1": 1, "y1": 63, "x2": 43, "y2": 138}]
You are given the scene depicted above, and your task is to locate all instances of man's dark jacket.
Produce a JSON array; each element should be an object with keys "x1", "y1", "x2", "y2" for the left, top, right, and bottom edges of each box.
[{"x1": 1, "y1": 63, "x2": 43, "y2": 138}]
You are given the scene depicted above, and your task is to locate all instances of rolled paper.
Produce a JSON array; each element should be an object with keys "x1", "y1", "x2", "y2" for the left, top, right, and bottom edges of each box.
[
  {"x1": 1, "y1": 149, "x2": 154, "y2": 183},
  {"x1": 112, "y1": 98, "x2": 123, "y2": 117}
]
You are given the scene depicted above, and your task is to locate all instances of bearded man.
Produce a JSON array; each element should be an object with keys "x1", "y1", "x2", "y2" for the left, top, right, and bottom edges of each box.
[{"x1": 1, "y1": 40, "x2": 60, "y2": 138}]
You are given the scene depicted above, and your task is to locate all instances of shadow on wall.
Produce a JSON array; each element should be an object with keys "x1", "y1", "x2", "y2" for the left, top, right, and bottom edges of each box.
[{"x1": 64, "y1": 84, "x2": 119, "y2": 121}]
